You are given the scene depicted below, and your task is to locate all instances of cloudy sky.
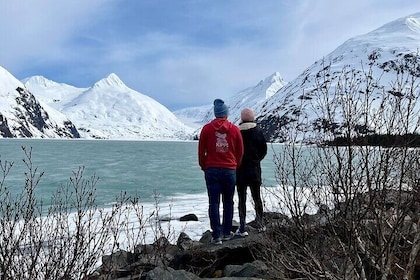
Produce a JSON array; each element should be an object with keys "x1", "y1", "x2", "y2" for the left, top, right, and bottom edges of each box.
[{"x1": 1, "y1": 1, "x2": 420, "y2": 110}]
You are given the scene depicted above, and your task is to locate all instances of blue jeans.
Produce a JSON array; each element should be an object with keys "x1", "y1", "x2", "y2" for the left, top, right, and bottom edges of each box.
[{"x1": 204, "y1": 167, "x2": 236, "y2": 239}]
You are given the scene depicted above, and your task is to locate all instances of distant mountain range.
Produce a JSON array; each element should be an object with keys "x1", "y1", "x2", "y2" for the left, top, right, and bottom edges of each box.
[{"x1": 1, "y1": 12, "x2": 419, "y2": 141}]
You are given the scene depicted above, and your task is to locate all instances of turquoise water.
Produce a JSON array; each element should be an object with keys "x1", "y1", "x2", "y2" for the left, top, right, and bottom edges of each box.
[{"x1": 0, "y1": 139, "x2": 278, "y2": 208}]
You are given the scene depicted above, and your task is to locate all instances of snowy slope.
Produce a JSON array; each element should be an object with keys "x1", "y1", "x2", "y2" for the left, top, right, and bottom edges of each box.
[
  {"x1": 22, "y1": 76, "x2": 86, "y2": 111},
  {"x1": 173, "y1": 72, "x2": 286, "y2": 139},
  {"x1": 255, "y1": 12, "x2": 420, "y2": 142},
  {"x1": 0, "y1": 66, "x2": 79, "y2": 138},
  {"x1": 172, "y1": 104, "x2": 212, "y2": 129},
  {"x1": 24, "y1": 73, "x2": 195, "y2": 140},
  {"x1": 174, "y1": 72, "x2": 286, "y2": 127},
  {"x1": 223, "y1": 72, "x2": 286, "y2": 124}
]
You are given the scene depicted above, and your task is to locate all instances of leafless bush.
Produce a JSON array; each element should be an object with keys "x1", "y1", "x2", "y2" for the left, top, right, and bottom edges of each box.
[
  {"x1": 0, "y1": 146, "x2": 175, "y2": 279},
  {"x1": 257, "y1": 53, "x2": 420, "y2": 280}
]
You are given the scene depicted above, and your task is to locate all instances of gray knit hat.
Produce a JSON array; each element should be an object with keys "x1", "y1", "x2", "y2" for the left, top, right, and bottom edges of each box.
[{"x1": 213, "y1": 99, "x2": 229, "y2": 118}]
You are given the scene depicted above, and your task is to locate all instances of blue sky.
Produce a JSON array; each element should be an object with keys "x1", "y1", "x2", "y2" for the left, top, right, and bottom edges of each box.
[{"x1": 1, "y1": 1, "x2": 420, "y2": 110}]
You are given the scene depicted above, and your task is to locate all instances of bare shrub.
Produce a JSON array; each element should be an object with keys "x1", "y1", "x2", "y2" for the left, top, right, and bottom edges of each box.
[
  {"x1": 256, "y1": 52, "x2": 420, "y2": 280},
  {"x1": 0, "y1": 146, "x2": 175, "y2": 279}
]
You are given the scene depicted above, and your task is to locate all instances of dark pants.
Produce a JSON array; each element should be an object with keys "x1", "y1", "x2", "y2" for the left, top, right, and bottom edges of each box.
[
  {"x1": 236, "y1": 164, "x2": 264, "y2": 231},
  {"x1": 237, "y1": 183, "x2": 264, "y2": 231},
  {"x1": 205, "y1": 167, "x2": 236, "y2": 239}
]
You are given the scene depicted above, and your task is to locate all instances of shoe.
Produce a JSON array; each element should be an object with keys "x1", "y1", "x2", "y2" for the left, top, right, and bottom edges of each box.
[
  {"x1": 258, "y1": 226, "x2": 266, "y2": 233},
  {"x1": 221, "y1": 232, "x2": 234, "y2": 241},
  {"x1": 210, "y1": 237, "x2": 222, "y2": 245},
  {"x1": 235, "y1": 228, "x2": 249, "y2": 237}
]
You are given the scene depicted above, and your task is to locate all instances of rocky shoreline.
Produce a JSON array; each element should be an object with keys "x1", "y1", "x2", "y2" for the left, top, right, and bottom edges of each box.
[
  {"x1": 87, "y1": 189, "x2": 419, "y2": 280},
  {"x1": 87, "y1": 214, "x2": 284, "y2": 280}
]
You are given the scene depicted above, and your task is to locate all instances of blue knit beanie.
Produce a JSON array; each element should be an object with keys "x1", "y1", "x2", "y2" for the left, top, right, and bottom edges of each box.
[{"x1": 213, "y1": 99, "x2": 229, "y2": 118}]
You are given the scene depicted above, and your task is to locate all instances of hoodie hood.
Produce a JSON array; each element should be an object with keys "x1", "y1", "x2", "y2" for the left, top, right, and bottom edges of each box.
[{"x1": 210, "y1": 118, "x2": 232, "y2": 133}]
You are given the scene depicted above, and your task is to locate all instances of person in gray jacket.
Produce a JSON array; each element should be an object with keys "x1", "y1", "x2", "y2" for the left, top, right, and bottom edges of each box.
[{"x1": 235, "y1": 108, "x2": 267, "y2": 236}]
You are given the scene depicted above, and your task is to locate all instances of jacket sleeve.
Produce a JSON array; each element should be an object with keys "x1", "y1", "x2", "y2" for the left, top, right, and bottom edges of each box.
[
  {"x1": 198, "y1": 128, "x2": 207, "y2": 170},
  {"x1": 258, "y1": 129, "x2": 268, "y2": 161},
  {"x1": 235, "y1": 127, "x2": 244, "y2": 167}
]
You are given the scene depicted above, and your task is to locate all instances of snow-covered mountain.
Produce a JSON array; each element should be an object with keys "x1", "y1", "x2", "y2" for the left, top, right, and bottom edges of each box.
[
  {"x1": 172, "y1": 104, "x2": 212, "y2": 129},
  {"x1": 222, "y1": 71, "x2": 286, "y2": 125},
  {"x1": 254, "y1": 12, "x2": 420, "y2": 142},
  {"x1": 0, "y1": 66, "x2": 79, "y2": 138},
  {"x1": 173, "y1": 72, "x2": 286, "y2": 139},
  {"x1": 174, "y1": 72, "x2": 286, "y2": 128},
  {"x1": 23, "y1": 73, "x2": 194, "y2": 140}
]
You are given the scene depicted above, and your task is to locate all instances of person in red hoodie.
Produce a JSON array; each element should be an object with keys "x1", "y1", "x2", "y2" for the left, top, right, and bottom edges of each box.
[{"x1": 198, "y1": 99, "x2": 244, "y2": 245}]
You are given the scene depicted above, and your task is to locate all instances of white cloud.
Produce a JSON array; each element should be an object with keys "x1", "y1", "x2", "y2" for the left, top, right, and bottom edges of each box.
[{"x1": 0, "y1": 0, "x2": 115, "y2": 69}]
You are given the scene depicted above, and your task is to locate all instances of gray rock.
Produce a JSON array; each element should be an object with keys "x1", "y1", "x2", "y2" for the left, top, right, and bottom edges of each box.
[
  {"x1": 146, "y1": 266, "x2": 200, "y2": 280},
  {"x1": 224, "y1": 260, "x2": 269, "y2": 278},
  {"x1": 179, "y1": 214, "x2": 198, "y2": 221},
  {"x1": 177, "y1": 232, "x2": 202, "y2": 251},
  {"x1": 102, "y1": 249, "x2": 135, "y2": 271}
]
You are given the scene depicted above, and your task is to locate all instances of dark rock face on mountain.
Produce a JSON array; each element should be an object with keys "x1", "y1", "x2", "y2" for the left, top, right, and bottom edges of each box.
[
  {"x1": 257, "y1": 112, "x2": 293, "y2": 143},
  {"x1": 0, "y1": 86, "x2": 80, "y2": 138},
  {"x1": 0, "y1": 65, "x2": 81, "y2": 139},
  {"x1": 0, "y1": 113, "x2": 13, "y2": 138}
]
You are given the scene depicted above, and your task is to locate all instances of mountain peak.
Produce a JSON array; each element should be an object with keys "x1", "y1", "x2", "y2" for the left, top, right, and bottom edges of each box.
[
  {"x1": 259, "y1": 72, "x2": 286, "y2": 99},
  {"x1": 93, "y1": 73, "x2": 127, "y2": 89},
  {"x1": 22, "y1": 75, "x2": 57, "y2": 88},
  {"x1": 0, "y1": 65, "x2": 22, "y2": 93},
  {"x1": 368, "y1": 12, "x2": 420, "y2": 36},
  {"x1": 365, "y1": 13, "x2": 419, "y2": 42},
  {"x1": 405, "y1": 14, "x2": 420, "y2": 33},
  {"x1": 265, "y1": 72, "x2": 286, "y2": 85}
]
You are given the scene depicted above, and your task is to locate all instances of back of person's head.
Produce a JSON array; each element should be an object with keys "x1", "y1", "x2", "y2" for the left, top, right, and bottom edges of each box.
[
  {"x1": 214, "y1": 99, "x2": 229, "y2": 118},
  {"x1": 241, "y1": 108, "x2": 254, "y2": 122}
]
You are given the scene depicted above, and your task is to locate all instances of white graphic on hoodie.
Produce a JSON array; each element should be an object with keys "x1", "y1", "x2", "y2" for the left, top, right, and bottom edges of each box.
[{"x1": 215, "y1": 131, "x2": 228, "y2": 153}]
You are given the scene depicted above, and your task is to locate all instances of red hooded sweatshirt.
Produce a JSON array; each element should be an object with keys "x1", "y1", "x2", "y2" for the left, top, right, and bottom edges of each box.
[{"x1": 198, "y1": 118, "x2": 243, "y2": 170}]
